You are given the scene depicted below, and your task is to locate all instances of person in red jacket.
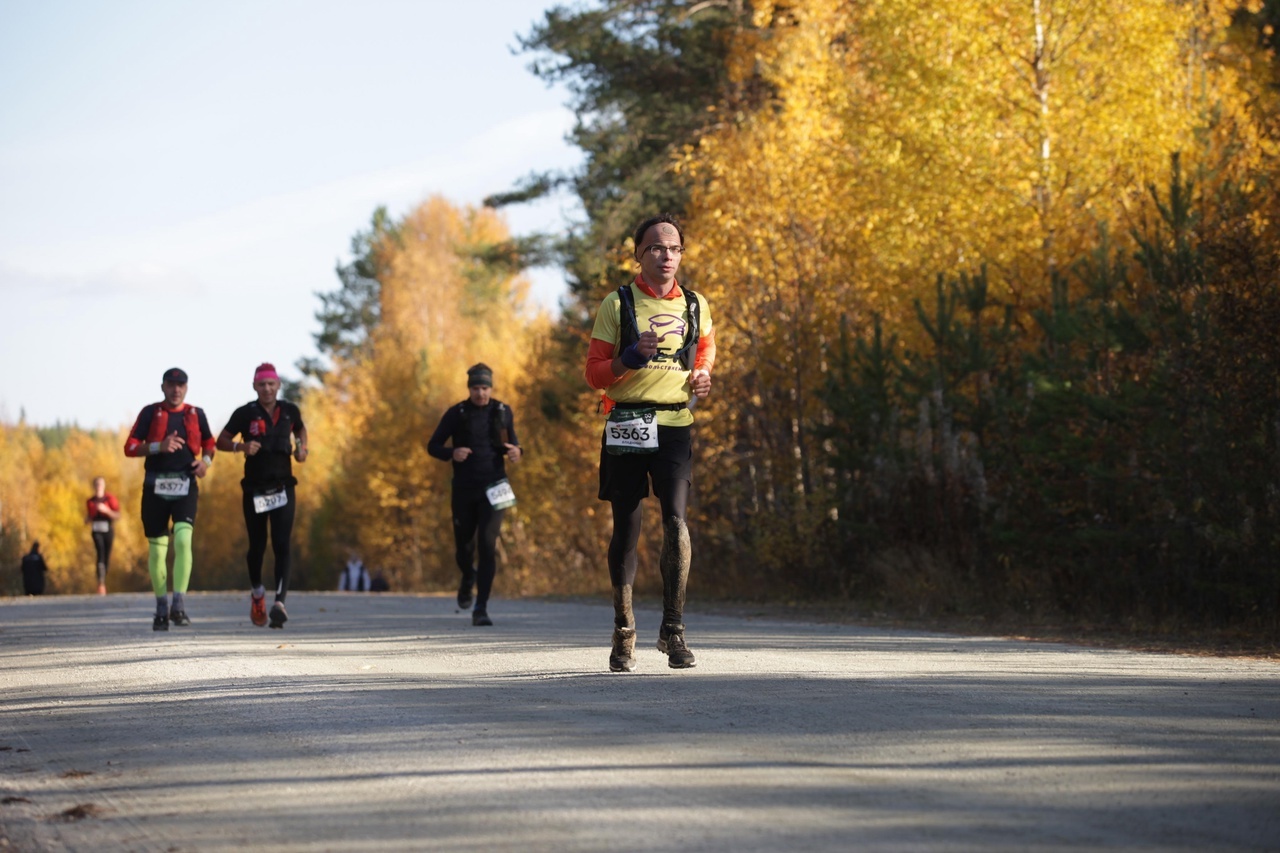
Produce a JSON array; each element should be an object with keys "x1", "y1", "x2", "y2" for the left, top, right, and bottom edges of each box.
[
  {"x1": 85, "y1": 477, "x2": 121, "y2": 594},
  {"x1": 124, "y1": 367, "x2": 214, "y2": 631}
]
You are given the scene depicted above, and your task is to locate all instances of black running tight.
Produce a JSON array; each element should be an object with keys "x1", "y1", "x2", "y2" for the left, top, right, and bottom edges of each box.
[
  {"x1": 241, "y1": 486, "x2": 296, "y2": 602},
  {"x1": 607, "y1": 478, "x2": 689, "y2": 588},
  {"x1": 452, "y1": 487, "x2": 506, "y2": 611},
  {"x1": 92, "y1": 531, "x2": 114, "y2": 585}
]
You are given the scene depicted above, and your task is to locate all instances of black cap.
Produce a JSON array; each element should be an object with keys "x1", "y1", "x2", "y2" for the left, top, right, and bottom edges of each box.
[
  {"x1": 162, "y1": 367, "x2": 189, "y2": 384},
  {"x1": 467, "y1": 363, "x2": 493, "y2": 388}
]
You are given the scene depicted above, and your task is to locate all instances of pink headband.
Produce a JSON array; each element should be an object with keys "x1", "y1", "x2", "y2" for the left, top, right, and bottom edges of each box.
[{"x1": 254, "y1": 364, "x2": 279, "y2": 383}]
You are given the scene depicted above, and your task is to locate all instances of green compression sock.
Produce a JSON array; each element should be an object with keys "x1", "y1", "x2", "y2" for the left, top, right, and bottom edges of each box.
[
  {"x1": 173, "y1": 522, "x2": 194, "y2": 594},
  {"x1": 147, "y1": 536, "x2": 170, "y2": 598}
]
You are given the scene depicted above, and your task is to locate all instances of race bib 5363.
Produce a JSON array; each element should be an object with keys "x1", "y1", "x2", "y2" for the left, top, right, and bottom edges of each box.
[{"x1": 605, "y1": 408, "x2": 659, "y2": 455}]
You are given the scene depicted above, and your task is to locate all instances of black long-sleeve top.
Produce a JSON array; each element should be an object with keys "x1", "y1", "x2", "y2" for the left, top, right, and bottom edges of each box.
[{"x1": 427, "y1": 399, "x2": 520, "y2": 490}]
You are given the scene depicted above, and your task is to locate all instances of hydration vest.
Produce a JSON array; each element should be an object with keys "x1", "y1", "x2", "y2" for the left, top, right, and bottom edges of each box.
[
  {"x1": 144, "y1": 404, "x2": 204, "y2": 451},
  {"x1": 245, "y1": 401, "x2": 296, "y2": 455},
  {"x1": 451, "y1": 400, "x2": 510, "y2": 452},
  {"x1": 617, "y1": 283, "x2": 701, "y2": 370}
]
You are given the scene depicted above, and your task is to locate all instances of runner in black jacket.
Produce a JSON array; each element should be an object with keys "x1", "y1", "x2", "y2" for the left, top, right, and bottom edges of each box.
[
  {"x1": 427, "y1": 363, "x2": 522, "y2": 626},
  {"x1": 21, "y1": 542, "x2": 47, "y2": 596}
]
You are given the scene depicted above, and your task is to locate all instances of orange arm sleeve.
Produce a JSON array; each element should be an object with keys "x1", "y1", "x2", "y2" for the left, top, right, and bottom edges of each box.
[
  {"x1": 585, "y1": 338, "x2": 622, "y2": 391},
  {"x1": 694, "y1": 327, "x2": 716, "y2": 373}
]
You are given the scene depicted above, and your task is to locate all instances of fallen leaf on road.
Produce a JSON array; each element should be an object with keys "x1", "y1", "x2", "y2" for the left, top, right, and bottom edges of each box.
[{"x1": 52, "y1": 803, "x2": 104, "y2": 821}]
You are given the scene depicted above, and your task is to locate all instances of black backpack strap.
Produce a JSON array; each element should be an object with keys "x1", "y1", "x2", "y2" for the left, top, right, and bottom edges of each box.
[
  {"x1": 617, "y1": 284, "x2": 641, "y2": 349},
  {"x1": 673, "y1": 287, "x2": 701, "y2": 370},
  {"x1": 451, "y1": 401, "x2": 470, "y2": 448},
  {"x1": 620, "y1": 282, "x2": 700, "y2": 370},
  {"x1": 489, "y1": 401, "x2": 509, "y2": 449}
]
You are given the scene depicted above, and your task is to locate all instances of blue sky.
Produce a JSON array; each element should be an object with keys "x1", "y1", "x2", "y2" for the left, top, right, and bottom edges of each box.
[{"x1": 0, "y1": 0, "x2": 581, "y2": 428}]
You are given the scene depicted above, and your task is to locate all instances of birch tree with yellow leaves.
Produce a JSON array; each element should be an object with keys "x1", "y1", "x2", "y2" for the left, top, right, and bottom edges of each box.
[
  {"x1": 0, "y1": 423, "x2": 152, "y2": 595},
  {"x1": 299, "y1": 196, "x2": 546, "y2": 591},
  {"x1": 688, "y1": 0, "x2": 1255, "y2": 312},
  {"x1": 677, "y1": 0, "x2": 1270, "y2": 574}
]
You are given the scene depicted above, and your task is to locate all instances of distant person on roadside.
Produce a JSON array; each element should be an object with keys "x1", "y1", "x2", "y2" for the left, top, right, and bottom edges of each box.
[
  {"x1": 584, "y1": 213, "x2": 715, "y2": 672},
  {"x1": 21, "y1": 542, "x2": 48, "y2": 596},
  {"x1": 124, "y1": 366, "x2": 215, "y2": 631},
  {"x1": 427, "y1": 363, "x2": 522, "y2": 627},
  {"x1": 85, "y1": 476, "x2": 121, "y2": 595},
  {"x1": 338, "y1": 555, "x2": 370, "y2": 591},
  {"x1": 369, "y1": 571, "x2": 390, "y2": 593},
  {"x1": 216, "y1": 362, "x2": 308, "y2": 630}
]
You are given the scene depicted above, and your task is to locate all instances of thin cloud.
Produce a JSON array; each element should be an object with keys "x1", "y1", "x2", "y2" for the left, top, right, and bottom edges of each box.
[
  {"x1": 0, "y1": 260, "x2": 205, "y2": 299},
  {"x1": 3, "y1": 108, "x2": 577, "y2": 278}
]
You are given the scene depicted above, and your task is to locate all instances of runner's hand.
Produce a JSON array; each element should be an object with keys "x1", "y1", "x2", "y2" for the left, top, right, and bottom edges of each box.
[
  {"x1": 452, "y1": 447, "x2": 473, "y2": 462},
  {"x1": 691, "y1": 369, "x2": 712, "y2": 399},
  {"x1": 160, "y1": 431, "x2": 185, "y2": 453},
  {"x1": 295, "y1": 446, "x2": 308, "y2": 462},
  {"x1": 505, "y1": 443, "x2": 522, "y2": 462},
  {"x1": 620, "y1": 331, "x2": 660, "y2": 369},
  {"x1": 244, "y1": 440, "x2": 261, "y2": 457},
  {"x1": 637, "y1": 330, "x2": 659, "y2": 358},
  {"x1": 192, "y1": 458, "x2": 209, "y2": 479}
]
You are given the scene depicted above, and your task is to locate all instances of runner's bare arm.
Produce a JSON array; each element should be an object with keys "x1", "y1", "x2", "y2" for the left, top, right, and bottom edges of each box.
[
  {"x1": 294, "y1": 426, "x2": 309, "y2": 462},
  {"x1": 215, "y1": 429, "x2": 237, "y2": 452}
]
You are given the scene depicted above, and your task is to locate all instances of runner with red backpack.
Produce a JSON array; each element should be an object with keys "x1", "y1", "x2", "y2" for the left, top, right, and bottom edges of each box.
[
  {"x1": 124, "y1": 367, "x2": 215, "y2": 631},
  {"x1": 85, "y1": 476, "x2": 121, "y2": 595}
]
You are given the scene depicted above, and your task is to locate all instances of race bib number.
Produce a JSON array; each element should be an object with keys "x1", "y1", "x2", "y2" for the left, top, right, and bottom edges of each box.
[
  {"x1": 253, "y1": 488, "x2": 289, "y2": 514},
  {"x1": 91, "y1": 520, "x2": 110, "y2": 533},
  {"x1": 153, "y1": 474, "x2": 190, "y2": 500},
  {"x1": 606, "y1": 408, "x2": 659, "y2": 455},
  {"x1": 486, "y1": 479, "x2": 517, "y2": 510}
]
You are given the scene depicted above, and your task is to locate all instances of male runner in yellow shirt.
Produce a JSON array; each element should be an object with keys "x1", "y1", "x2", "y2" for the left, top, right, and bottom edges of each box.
[{"x1": 584, "y1": 214, "x2": 716, "y2": 671}]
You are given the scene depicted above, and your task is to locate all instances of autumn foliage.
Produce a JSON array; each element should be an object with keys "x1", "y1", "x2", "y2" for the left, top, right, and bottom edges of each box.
[{"x1": 5, "y1": 2, "x2": 1279, "y2": 640}]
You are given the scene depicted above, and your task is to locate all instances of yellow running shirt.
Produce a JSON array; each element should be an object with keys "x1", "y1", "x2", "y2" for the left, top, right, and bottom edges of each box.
[{"x1": 590, "y1": 280, "x2": 714, "y2": 428}]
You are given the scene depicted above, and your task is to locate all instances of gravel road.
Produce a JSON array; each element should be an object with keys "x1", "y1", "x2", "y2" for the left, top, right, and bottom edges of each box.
[{"x1": 1, "y1": 592, "x2": 1277, "y2": 852}]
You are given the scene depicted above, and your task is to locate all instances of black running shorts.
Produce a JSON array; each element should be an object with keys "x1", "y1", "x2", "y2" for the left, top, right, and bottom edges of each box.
[
  {"x1": 598, "y1": 424, "x2": 693, "y2": 503},
  {"x1": 140, "y1": 487, "x2": 199, "y2": 538}
]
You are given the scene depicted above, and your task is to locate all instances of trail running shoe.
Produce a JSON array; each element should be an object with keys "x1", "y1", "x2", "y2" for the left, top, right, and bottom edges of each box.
[
  {"x1": 609, "y1": 627, "x2": 637, "y2": 673},
  {"x1": 657, "y1": 629, "x2": 696, "y2": 669},
  {"x1": 250, "y1": 594, "x2": 268, "y2": 627},
  {"x1": 152, "y1": 613, "x2": 169, "y2": 632},
  {"x1": 170, "y1": 610, "x2": 191, "y2": 627},
  {"x1": 457, "y1": 570, "x2": 476, "y2": 610},
  {"x1": 269, "y1": 602, "x2": 288, "y2": 629},
  {"x1": 471, "y1": 610, "x2": 492, "y2": 627}
]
